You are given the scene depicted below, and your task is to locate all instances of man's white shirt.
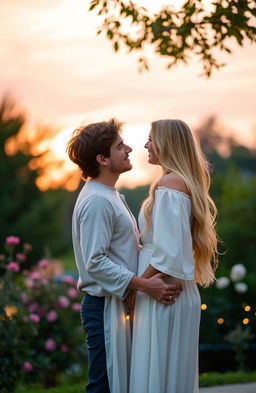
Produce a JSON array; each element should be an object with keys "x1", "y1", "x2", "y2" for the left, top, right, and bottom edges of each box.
[{"x1": 72, "y1": 179, "x2": 139, "y2": 298}]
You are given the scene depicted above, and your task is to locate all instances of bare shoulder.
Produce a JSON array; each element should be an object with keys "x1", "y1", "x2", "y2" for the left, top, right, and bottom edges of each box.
[{"x1": 158, "y1": 173, "x2": 190, "y2": 196}]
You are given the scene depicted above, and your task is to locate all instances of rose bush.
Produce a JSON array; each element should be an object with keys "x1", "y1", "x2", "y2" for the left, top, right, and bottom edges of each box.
[
  {"x1": 200, "y1": 261, "x2": 256, "y2": 372},
  {"x1": 0, "y1": 237, "x2": 84, "y2": 391},
  {"x1": 0, "y1": 238, "x2": 36, "y2": 392}
]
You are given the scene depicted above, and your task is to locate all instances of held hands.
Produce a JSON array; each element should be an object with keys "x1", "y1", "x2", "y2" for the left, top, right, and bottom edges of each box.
[{"x1": 144, "y1": 273, "x2": 182, "y2": 305}]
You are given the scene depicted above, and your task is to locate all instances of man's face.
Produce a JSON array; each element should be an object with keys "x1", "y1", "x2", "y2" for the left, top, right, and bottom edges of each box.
[{"x1": 108, "y1": 134, "x2": 132, "y2": 174}]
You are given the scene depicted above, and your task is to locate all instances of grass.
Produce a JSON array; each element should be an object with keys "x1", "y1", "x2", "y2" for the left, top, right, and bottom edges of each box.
[
  {"x1": 14, "y1": 370, "x2": 256, "y2": 392},
  {"x1": 15, "y1": 384, "x2": 84, "y2": 393},
  {"x1": 199, "y1": 370, "x2": 256, "y2": 387}
]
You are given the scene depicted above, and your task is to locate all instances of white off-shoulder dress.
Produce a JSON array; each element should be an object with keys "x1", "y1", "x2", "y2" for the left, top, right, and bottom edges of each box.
[{"x1": 129, "y1": 187, "x2": 201, "y2": 393}]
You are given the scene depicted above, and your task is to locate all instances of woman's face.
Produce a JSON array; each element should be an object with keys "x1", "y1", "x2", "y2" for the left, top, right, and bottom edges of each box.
[{"x1": 144, "y1": 132, "x2": 159, "y2": 165}]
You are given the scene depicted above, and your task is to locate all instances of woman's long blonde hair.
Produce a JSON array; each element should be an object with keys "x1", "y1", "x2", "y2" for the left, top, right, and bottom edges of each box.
[{"x1": 142, "y1": 119, "x2": 218, "y2": 287}]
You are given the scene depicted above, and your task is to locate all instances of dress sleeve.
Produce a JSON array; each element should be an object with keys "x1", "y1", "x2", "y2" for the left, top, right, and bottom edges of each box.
[
  {"x1": 150, "y1": 188, "x2": 195, "y2": 280},
  {"x1": 79, "y1": 195, "x2": 134, "y2": 299}
]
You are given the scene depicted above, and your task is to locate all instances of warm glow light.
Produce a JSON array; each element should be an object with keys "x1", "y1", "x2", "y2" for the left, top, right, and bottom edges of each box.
[
  {"x1": 117, "y1": 123, "x2": 161, "y2": 188},
  {"x1": 46, "y1": 123, "x2": 160, "y2": 190},
  {"x1": 217, "y1": 318, "x2": 224, "y2": 325},
  {"x1": 125, "y1": 314, "x2": 130, "y2": 321},
  {"x1": 201, "y1": 304, "x2": 207, "y2": 310},
  {"x1": 245, "y1": 305, "x2": 251, "y2": 312},
  {"x1": 35, "y1": 126, "x2": 81, "y2": 191},
  {"x1": 243, "y1": 318, "x2": 249, "y2": 325},
  {"x1": 50, "y1": 127, "x2": 74, "y2": 160},
  {"x1": 4, "y1": 305, "x2": 18, "y2": 319},
  {"x1": 1, "y1": 0, "x2": 255, "y2": 192}
]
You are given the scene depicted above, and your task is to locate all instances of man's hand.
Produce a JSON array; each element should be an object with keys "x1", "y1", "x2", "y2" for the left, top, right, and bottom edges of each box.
[{"x1": 142, "y1": 273, "x2": 182, "y2": 305}]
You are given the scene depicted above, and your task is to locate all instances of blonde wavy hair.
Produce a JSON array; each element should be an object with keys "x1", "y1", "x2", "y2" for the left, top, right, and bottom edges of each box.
[{"x1": 142, "y1": 119, "x2": 218, "y2": 287}]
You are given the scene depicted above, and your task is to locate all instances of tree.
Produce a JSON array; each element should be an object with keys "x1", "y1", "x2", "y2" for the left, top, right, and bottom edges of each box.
[
  {"x1": 195, "y1": 116, "x2": 237, "y2": 155},
  {"x1": 0, "y1": 96, "x2": 73, "y2": 262},
  {"x1": 88, "y1": 0, "x2": 256, "y2": 76}
]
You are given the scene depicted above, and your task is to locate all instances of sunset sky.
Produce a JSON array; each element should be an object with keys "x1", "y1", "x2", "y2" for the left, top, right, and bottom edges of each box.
[{"x1": 1, "y1": 0, "x2": 256, "y2": 189}]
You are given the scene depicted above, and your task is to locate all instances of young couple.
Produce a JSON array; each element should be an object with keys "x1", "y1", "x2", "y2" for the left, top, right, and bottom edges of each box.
[{"x1": 67, "y1": 118, "x2": 218, "y2": 393}]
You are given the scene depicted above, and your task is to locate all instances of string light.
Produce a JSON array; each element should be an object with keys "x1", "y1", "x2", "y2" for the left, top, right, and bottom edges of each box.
[
  {"x1": 201, "y1": 304, "x2": 207, "y2": 310},
  {"x1": 244, "y1": 305, "x2": 251, "y2": 312},
  {"x1": 243, "y1": 318, "x2": 249, "y2": 325},
  {"x1": 125, "y1": 314, "x2": 130, "y2": 321},
  {"x1": 217, "y1": 318, "x2": 224, "y2": 325}
]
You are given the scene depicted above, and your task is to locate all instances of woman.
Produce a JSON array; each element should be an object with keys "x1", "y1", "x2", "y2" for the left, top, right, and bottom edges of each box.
[{"x1": 129, "y1": 119, "x2": 218, "y2": 393}]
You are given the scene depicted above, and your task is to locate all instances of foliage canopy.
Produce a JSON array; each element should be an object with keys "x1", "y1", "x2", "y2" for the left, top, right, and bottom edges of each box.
[{"x1": 88, "y1": 0, "x2": 256, "y2": 76}]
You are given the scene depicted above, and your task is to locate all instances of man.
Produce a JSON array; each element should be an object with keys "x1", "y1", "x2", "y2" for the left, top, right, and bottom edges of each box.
[{"x1": 67, "y1": 119, "x2": 182, "y2": 393}]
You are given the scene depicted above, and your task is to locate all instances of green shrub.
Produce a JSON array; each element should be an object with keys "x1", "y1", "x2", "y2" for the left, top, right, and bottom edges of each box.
[
  {"x1": 0, "y1": 236, "x2": 84, "y2": 391},
  {"x1": 0, "y1": 237, "x2": 36, "y2": 392}
]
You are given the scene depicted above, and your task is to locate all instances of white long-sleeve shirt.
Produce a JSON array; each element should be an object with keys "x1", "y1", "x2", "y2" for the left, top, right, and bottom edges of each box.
[{"x1": 72, "y1": 179, "x2": 139, "y2": 299}]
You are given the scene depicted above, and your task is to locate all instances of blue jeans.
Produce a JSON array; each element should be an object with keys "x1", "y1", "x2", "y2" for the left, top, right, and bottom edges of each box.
[{"x1": 81, "y1": 294, "x2": 110, "y2": 393}]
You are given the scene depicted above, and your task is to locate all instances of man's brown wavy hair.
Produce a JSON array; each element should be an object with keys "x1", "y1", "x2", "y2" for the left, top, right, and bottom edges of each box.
[{"x1": 67, "y1": 118, "x2": 122, "y2": 179}]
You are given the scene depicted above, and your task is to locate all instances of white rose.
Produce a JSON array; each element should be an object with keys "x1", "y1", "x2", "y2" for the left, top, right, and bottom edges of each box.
[
  {"x1": 234, "y1": 282, "x2": 248, "y2": 293},
  {"x1": 216, "y1": 276, "x2": 230, "y2": 289},
  {"x1": 230, "y1": 264, "x2": 247, "y2": 282}
]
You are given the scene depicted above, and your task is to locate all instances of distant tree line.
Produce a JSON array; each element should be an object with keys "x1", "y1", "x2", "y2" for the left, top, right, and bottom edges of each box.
[
  {"x1": 0, "y1": 96, "x2": 76, "y2": 263},
  {"x1": 1, "y1": 94, "x2": 255, "y2": 276}
]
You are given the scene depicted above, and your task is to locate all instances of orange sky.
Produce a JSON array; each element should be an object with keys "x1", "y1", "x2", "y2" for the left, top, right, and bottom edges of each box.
[{"x1": 1, "y1": 0, "x2": 256, "y2": 190}]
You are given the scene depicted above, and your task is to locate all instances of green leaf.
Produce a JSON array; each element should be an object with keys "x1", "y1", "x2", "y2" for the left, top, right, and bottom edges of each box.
[
  {"x1": 88, "y1": 1, "x2": 99, "y2": 11},
  {"x1": 113, "y1": 41, "x2": 119, "y2": 51}
]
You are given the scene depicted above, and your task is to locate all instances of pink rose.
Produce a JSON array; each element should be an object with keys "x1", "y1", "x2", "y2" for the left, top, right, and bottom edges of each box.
[
  {"x1": 45, "y1": 338, "x2": 56, "y2": 351},
  {"x1": 67, "y1": 288, "x2": 77, "y2": 298},
  {"x1": 62, "y1": 276, "x2": 77, "y2": 285},
  {"x1": 30, "y1": 271, "x2": 41, "y2": 280},
  {"x1": 38, "y1": 306, "x2": 48, "y2": 317},
  {"x1": 40, "y1": 278, "x2": 49, "y2": 286},
  {"x1": 38, "y1": 259, "x2": 49, "y2": 268},
  {"x1": 58, "y1": 296, "x2": 70, "y2": 308},
  {"x1": 30, "y1": 313, "x2": 40, "y2": 323},
  {"x1": 23, "y1": 361, "x2": 33, "y2": 372},
  {"x1": 6, "y1": 236, "x2": 20, "y2": 245},
  {"x1": 21, "y1": 293, "x2": 29, "y2": 304},
  {"x1": 71, "y1": 303, "x2": 80, "y2": 311},
  {"x1": 25, "y1": 279, "x2": 34, "y2": 288},
  {"x1": 46, "y1": 310, "x2": 58, "y2": 322},
  {"x1": 60, "y1": 344, "x2": 69, "y2": 353},
  {"x1": 28, "y1": 303, "x2": 38, "y2": 313},
  {"x1": 16, "y1": 253, "x2": 26, "y2": 261},
  {"x1": 23, "y1": 242, "x2": 32, "y2": 251},
  {"x1": 6, "y1": 262, "x2": 20, "y2": 272}
]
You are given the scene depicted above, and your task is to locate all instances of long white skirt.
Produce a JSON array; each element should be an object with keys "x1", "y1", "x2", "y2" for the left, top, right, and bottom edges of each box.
[
  {"x1": 129, "y1": 245, "x2": 201, "y2": 393},
  {"x1": 104, "y1": 295, "x2": 131, "y2": 393}
]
